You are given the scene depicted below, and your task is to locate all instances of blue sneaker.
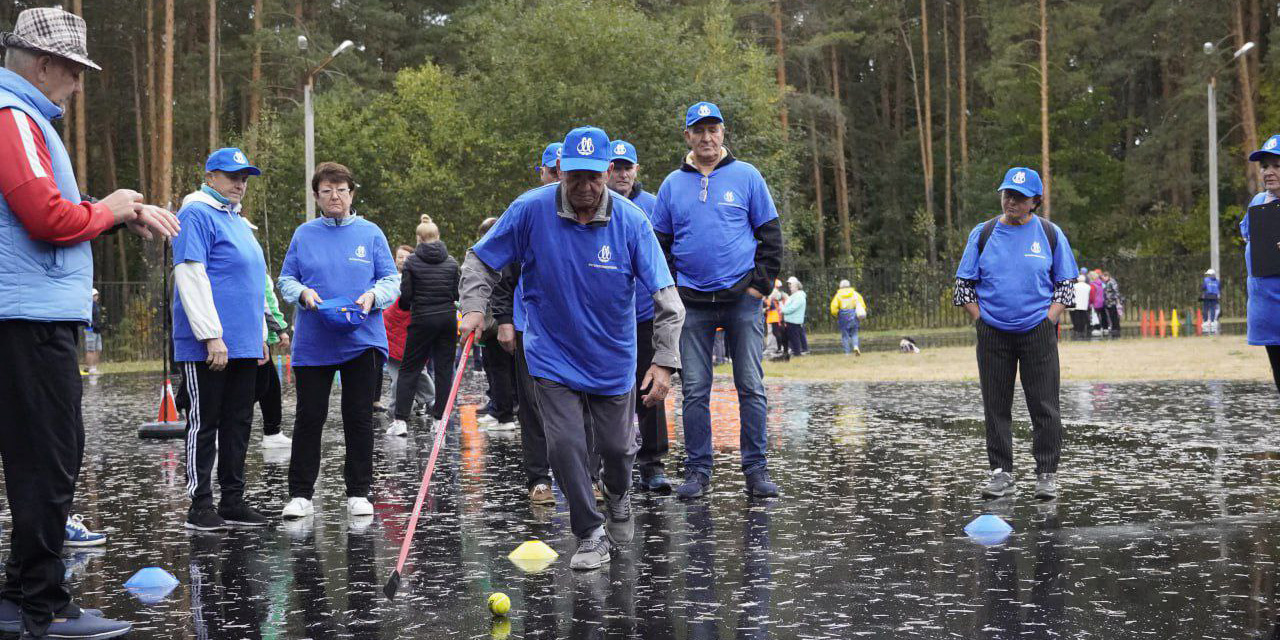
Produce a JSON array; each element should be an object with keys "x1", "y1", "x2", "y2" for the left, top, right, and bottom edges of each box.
[
  {"x1": 675, "y1": 470, "x2": 710, "y2": 500},
  {"x1": 64, "y1": 516, "x2": 106, "y2": 547},
  {"x1": 21, "y1": 610, "x2": 131, "y2": 639},
  {"x1": 0, "y1": 601, "x2": 102, "y2": 636}
]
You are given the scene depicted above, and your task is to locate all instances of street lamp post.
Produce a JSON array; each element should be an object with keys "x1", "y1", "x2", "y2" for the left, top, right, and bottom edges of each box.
[
  {"x1": 1206, "y1": 40, "x2": 1255, "y2": 278},
  {"x1": 300, "y1": 38, "x2": 355, "y2": 219}
]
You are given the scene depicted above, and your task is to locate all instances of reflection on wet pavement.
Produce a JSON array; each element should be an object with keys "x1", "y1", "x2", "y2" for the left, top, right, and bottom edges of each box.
[{"x1": 16, "y1": 374, "x2": 1280, "y2": 638}]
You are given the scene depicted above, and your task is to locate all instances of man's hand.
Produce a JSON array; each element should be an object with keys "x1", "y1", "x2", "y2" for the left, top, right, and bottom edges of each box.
[
  {"x1": 745, "y1": 287, "x2": 764, "y2": 299},
  {"x1": 497, "y1": 323, "x2": 516, "y2": 354},
  {"x1": 640, "y1": 364, "x2": 673, "y2": 407},
  {"x1": 300, "y1": 288, "x2": 323, "y2": 310},
  {"x1": 458, "y1": 311, "x2": 484, "y2": 343},
  {"x1": 356, "y1": 291, "x2": 375, "y2": 314},
  {"x1": 277, "y1": 332, "x2": 291, "y2": 352},
  {"x1": 204, "y1": 337, "x2": 228, "y2": 371},
  {"x1": 1047, "y1": 302, "x2": 1066, "y2": 324},
  {"x1": 258, "y1": 342, "x2": 270, "y2": 366},
  {"x1": 125, "y1": 204, "x2": 180, "y2": 240},
  {"x1": 100, "y1": 189, "x2": 144, "y2": 226}
]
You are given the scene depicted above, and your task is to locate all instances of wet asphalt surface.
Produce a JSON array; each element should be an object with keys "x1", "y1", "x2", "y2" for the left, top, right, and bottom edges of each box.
[{"x1": 17, "y1": 371, "x2": 1280, "y2": 639}]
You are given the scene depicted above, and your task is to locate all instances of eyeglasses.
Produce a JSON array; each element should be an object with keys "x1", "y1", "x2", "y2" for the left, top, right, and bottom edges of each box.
[
  {"x1": 318, "y1": 188, "x2": 351, "y2": 198},
  {"x1": 699, "y1": 176, "x2": 709, "y2": 203}
]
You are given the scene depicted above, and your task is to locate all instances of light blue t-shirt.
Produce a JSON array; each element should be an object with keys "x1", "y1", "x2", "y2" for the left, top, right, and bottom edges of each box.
[
  {"x1": 279, "y1": 217, "x2": 397, "y2": 366},
  {"x1": 955, "y1": 216, "x2": 1078, "y2": 333},
  {"x1": 781, "y1": 289, "x2": 807, "y2": 324},
  {"x1": 171, "y1": 196, "x2": 266, "y2": 362},
  {"x1": 629, "y1": 188, "x2": 659, "y2": 322},
  {"x1": 1243, "y1": 191, "x2": 1280, "y2": 345},
  {"x1": 651, "y1": 158, "x2": 778, "y2": 291},
  {"x1": 473, "y1": 185, "x2": 674, "y2": 395}
]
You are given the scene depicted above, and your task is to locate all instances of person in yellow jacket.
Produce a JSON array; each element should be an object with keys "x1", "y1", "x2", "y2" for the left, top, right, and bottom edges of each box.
[{"x1": 829, "y1": 279, "x2": 867, "y2": 355}]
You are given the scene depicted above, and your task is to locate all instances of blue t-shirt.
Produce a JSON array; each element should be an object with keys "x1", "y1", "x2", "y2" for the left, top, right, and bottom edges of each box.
[
  {"x1": 651, "y1": 158, "x2": 778, "y2": 291},
  {"x1": 280, "y1": 217, "x2": 397, "y2": 366},
  {"x1": 629, "y1": 188, "x2": 659, "y2": 322},
  {"x1": 473, "y1": 185, "x2": 674, "y2": 395},
  {"x1": 1242, "y1": 191, "x2": 1280, "y2": 345},
  {"x1": 171, "y1": 199, "x2": 266, "y2": 362},
  {"x1": 955, "y1": 216, "x2": 1078, "y2": 333}
]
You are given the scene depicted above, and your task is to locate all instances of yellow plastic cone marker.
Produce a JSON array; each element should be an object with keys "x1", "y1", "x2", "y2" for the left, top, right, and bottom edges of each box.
[
  {"x1": 508, "y1": 540, "x2": 558, "y2": 573},
  {"x1": 1170, "y1": 309, "x2": 1180, "y2": 337}
]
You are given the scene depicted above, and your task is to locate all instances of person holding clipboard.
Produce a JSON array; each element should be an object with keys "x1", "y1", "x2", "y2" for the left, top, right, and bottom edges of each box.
[{"x1": 1243, "y1": 134, "x2": 1280, "y2": 392}]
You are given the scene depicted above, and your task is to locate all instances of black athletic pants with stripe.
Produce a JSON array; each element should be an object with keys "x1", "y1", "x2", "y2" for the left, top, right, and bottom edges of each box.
[
  {"x1": 0, "y1": 322, "x2": 86, "y2": 634},
  {"x1": 183, "y1": 359, "x2": 258, "y2": 510},
  {"x1": 975, "y1": 318, "x2": 1063, "y2": 474}
]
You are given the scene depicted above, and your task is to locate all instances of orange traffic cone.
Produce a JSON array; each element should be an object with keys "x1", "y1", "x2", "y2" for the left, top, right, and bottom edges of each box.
[
  {"x1": 1158, "y1": 309, "x2": 1166, "y2": 337},
  {"x1": 139, "y1": 378, "x2": 185, "y2": 438},
  {"x1": 157, "y1": 379, "x2": 179, "y2": 422},
  {"x1": 1196, "y1": 308, "x2": 1203, "y2": 336}
]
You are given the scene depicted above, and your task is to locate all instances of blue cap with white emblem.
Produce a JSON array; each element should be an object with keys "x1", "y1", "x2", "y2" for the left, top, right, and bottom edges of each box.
[
  {"x1": 685, "y1": 101, "x2": 724, "y2": 128},
  {"x1": 559, "y1": 127, "x2": 612, "y2": 173},
  {"x1": 540, "y1": 142, "x2": 563, "y2": 168},
  {"x1": 996, "y1": 167, "x2": 1042, "y2": 197},
  {"x1": 608, "y1": 140, "x2": 638, "y2": 164},
  {"x1": 205, "y1": 147, "x2": 261, "y2": 175},
  {"x1": 1249, "y1": 134, "x2": 1280, "y2": 161}
]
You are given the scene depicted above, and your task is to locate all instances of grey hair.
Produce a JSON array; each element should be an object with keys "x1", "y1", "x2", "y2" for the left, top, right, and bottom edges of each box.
[{"x1": 4, "y1": 46, "x2": 42, "y2": 71}]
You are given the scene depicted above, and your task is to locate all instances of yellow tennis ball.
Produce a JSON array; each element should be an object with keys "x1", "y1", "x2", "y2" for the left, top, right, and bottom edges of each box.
[{"x1": 487, "y1": 592, "x2": 511, "y2": 617}]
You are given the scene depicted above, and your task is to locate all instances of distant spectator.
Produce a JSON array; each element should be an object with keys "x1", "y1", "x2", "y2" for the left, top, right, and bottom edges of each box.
[
  {"x1": 1201, "y1": 268, "x2": 1221, "y2": 334},
  {"x1": 382, "y1": 244, "x2": 432, "y2": 419},
  {"x1": 1101, "y1": 271, "x2": 1121, "y2": 336},
  {"x1": 767, "y1": 278, "x2": 788, "y2": 356},
  {"x1": 1070, "y1": 275, "x2": 1091, "y2": 338},
  {"x1": 780, "y1": 276, "x2": 807, "y2": 357},
  {"x1": 83, "y1": 288, "x2": 102, "y2": 373},
  {"x1": 829, "y1": 279, "x2": 866, "y2": 356},
  {"x1": 1088, "y1": 271, "x2": 1107, "y2": 334}
]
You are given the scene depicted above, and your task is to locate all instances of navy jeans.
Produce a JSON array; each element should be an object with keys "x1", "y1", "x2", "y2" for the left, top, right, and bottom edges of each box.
[
  {"x1": 679, "y1": 292, "x2": 769, "y2": 477},
  {"x1": 838, "y1": 311, "x2": 860, "y2": 353}
]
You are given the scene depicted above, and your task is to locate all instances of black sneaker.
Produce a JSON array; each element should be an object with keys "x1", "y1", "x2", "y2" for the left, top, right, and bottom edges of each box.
[
  {"x1": 637, "y1": 468, "x2": 673, "y2": 493},
  {"x1": 675, "y1": 470, "x2": 710, "y2": 500},
  {"x1": 185, "y1": 506, "x2": 228, "y2": 531},
  {"x1": 745, "y1": 471, "x2": 780, "y2": 497},
  {"x1": 218, "y1": 502, "x2": 269, "y2": 527}
]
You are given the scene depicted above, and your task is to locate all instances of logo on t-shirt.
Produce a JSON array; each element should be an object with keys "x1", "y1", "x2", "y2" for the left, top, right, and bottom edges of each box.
[
  {"x1": 1012, "y1": 171, "x2": 1027, "y2": 184},
  {"x1": 1031, "y1": 241, "x2": 1041, "y2": 254},
  {"x1": 597, "y1": 245, "x2": 612, "y2": 263},
  {"x1": 577, "y1": 136, "x2": 595, "y2": 156},
  {"x1": 724, "y1": 191, "x2": 736, "y2": 203},
  {"x1": 356, "y1": 245, "x2": 367, "y2": 258}
]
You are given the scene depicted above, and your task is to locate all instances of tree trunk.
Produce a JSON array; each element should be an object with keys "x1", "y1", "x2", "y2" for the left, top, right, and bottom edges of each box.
[
  {"x1": 248, "y1": 0, "x2": 264, "y2": 154},
  {"x1": 920, "y1": 0, "x2": 936, "y2": 263},
  {"x1": 829, "y1": 46, "x2": 852, "y2": 260},
  {"x1": 70, "y1": 0, "x2": 87, "y2": 194},
  {"x1": 957, "y1": 0, "x2": 968, "y2": 195},
  {"x1": 131, "y1": 41, "x2": 147, "y2": 195},
  {"x1": 160, "y1": 0, "x2": 175, "y2": 208},
  {"x1": 1039, "y1": 0, "x2": 1052, "y2": 219},
  {"x1": 772, "y1": 0, "x2": 788, "y2": 140},
  {"x1": 810, "y1": 120, "x2": 825, "y2": 265},
  {"x1": 902, "y1": 24, "x2": 933, "y2": 263},
  {"x1": 942, "y1": 0, "x2": 953, "y2": 233},
  {"x1": 1235, "y1": 0, "x2": 1260, "y2": 193},
  {"x1": 208, "y1": 0, "x2": 219, "y2": 152}
]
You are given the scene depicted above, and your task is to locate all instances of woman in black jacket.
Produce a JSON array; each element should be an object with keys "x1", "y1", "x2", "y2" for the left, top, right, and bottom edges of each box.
[{"x1": 387, "y1": 215, "x2": 460, "y2": 435}]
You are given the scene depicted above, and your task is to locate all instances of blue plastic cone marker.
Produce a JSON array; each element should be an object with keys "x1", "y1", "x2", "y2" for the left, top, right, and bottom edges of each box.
[
  {"x1": 124, "y1": 567, "x2": 179, "y2": 604},
  {"x1": 964, "y1": 514, "x2": 1013, "y2": 545}
]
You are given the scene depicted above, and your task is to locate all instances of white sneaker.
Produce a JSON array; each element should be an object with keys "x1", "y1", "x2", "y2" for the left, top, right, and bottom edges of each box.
[
  {"x1": 281, "y1": 497, "x2": 313, "y2": 519},
  {"x1": 385, "y1": 419, "x2": 408, "y2": 437},
  {"x1": 487, "y1": 421, "x2": 517, "y2": 431},
  {"x1": 477, "y1": 414, "x2": 498, "y2": 426},
  {"x1": 262, "y1": 432, "x2": 292, "y2": 449},
  {"x1": 347, "y1": 496, "x2": 374, "y2": 516}
]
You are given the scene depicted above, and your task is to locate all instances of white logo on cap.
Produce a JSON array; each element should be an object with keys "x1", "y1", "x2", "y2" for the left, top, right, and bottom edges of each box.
[
  {"x1": 597, "y1": 245, "x2": 612, "y2": 263},
  {"x1": 1031, "y1": 241, "x2": 1041, "y2": 254},
  {"x1": 577, "y1": 136, "x2": 595, "y2": 156},
  {"x1": 614, "y1": 143, "x2": 626, "y2": 155},
  {"x1": 356, "y1": 245, "x2": 366, "y2": 258},
  {"x1": 697, "y1": 104, "x2": 711, "y2": 117},
  {"x1": 1267, "y1": 138, "x2": 1278, "y2": 150},
  {"x1": 1012, "y1": 171, "x2": 1026, "y2": 184},
  {"x1": 233, "y1": 151, "x2": 247, "y2": 164},
  {"x1": 724, "y1": 191, "x2": 736, "y2": 203}
]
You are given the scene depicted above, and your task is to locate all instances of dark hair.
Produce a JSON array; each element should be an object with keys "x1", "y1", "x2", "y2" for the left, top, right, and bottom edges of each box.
[
  {"x1": 395, "y1": 244, "x2": 413, "y2": 254},
  {"x1": 311, "y1": 162, "x2": 355, "y2": 193},
  {"x1": 478, "y1": 217, "x2": 498, "y2": 234}
]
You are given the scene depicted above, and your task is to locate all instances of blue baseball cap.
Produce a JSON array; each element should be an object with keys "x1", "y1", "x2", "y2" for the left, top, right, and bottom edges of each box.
[
  {"x1": 1249, "y1": 134, "x2": 1280, "y2": 161},
  {"x1": 315, "y1": 297, "x2": 367, "y2": 334},
  {"x1": 205, "y1": 147, "x2": 260, "y2": 176},
  {"x1": 996, "y1": 167, "x2": 1042, "y2": 197},
  {"x1": 685, "y1": 101, "x2": 724, "y2": 128},
  {"x1": 609, "y1": 140, "x2": 638, "y2": 164},
  {"x1": 559, "y1": 127, "x2": 612, "y2": 173},
  {"x1": 540, "y1": 142, "x2": 563, "y2": 168}
]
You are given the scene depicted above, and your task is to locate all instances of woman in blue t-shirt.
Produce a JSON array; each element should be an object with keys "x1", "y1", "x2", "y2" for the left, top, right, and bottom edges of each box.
[
  {"x1": 277, "y1": 162, "x2": 400, "y2": 521},
  {"x1": 1242, "y1": 134, "x2": 1280, "y2": 393},
  {"x1": 171, "y1": 148, "x2": 269, "y2": 531}
]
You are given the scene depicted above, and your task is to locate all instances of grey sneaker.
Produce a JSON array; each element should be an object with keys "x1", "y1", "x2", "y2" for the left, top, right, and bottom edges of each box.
[
  {"x1": 981, "y1": 469, "x2": 1015, "y2": 498},
  {"x1": 1034, "y1": 473, "x2": 1058, "y2": 500},
  {"x1": 601, "y1": 487, "x2": 634, "y2": 544},
  {"x1": 569, "y1": 534, "x2": 612, "y2": 570}
]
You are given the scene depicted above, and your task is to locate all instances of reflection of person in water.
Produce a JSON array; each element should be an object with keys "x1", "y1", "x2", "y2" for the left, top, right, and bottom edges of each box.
[
  {"x1": 345, "y1": 527, "x2": 381, "y2": 638},
  {"x1": 684, "y1": 501, "x2": 717, "y2": 640},
  {"x1": 635, "y1": 503, "x2": 676, "y2": 638},
  {"x1": 975, "y1": 523, "x2": 1066, "y2": 638},
  {"x1": 737, "y1": 505, "x2": 772, "y2": 639}
]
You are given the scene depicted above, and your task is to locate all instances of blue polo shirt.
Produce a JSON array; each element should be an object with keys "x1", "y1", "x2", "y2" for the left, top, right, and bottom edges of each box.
[
  {"x1": 955, "y1": 215, "x2": 1077, "y2": 333},
  {"x1": 171, "y1": 197, "x2": 266, "y2": 362},
  {"x1": 651, "y1": 158, "x2": 778, "y2": 291},
  {"x1": 280, "y1": 217, "x2": 397, "y2": 365},
  {"x1": 1243, "y1": 191, "x2": 1280, "y2": 345},
  {"x1": 473, "y1": 185, "x2": 673, "y2": 395},
  {"x1": 628, "y1": 188, "x2": 659, "y2": 322}
]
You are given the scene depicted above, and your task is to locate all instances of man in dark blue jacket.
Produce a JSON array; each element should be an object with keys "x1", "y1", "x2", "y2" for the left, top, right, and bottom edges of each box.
[{"x1": 652, "y1": 101, "x2": 783, "y2": 499}]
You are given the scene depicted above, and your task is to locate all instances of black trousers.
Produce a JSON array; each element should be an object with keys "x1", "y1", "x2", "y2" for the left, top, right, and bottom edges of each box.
[
  {"x1": 482, "y1": 325, "x2": 518, "y2": 423},
  {"x1": 1105, "y1": 306, "x2": 1121, "y2": 333},
  {"x1": 183, "y1": 359, "x2": 258, "y2": 509},
  {"x1": 289, "y1": 349, "x2": 379, "y2": 499},
  {"x1": 395, "y1": 314, "x2": 457, "y2": 421},
  {"x1": 975, "y1": 318, "x2": 1064, "y2": 474},
  {"x1": 516, "y1": 331, "x2": 552, "y2": 489},
  {"x1": 1267, "y1": 346, "x2": 1280, "y2": 396},
  {"x1": 0, "y1": 322, "x2": 83, "y2": 632},
  {"x1": 255, "y1": 359, "x2": 283, "y2": 436},
  {"x1": 1069, "y1": 309, "x2": 1089, "y2": 337},
  {"x1": 770, "y1": 322, "x2": 787, "y2": 355},
  {"x1": 635, "y1": 319, "x2": 668, "y2": 473},
  {"x1": 785, "y1": 322, "x2": 805, "y2": 356}
]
